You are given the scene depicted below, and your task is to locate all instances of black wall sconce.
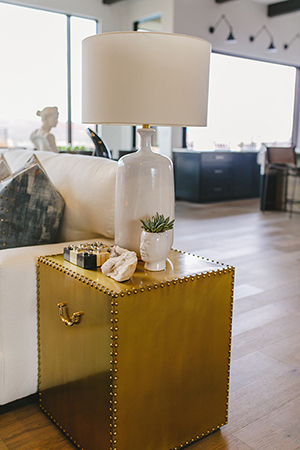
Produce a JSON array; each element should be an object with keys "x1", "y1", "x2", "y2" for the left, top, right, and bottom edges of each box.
[
  {"x1": 249, "y1": 25, "x2": 277, "y2": 53},
  {"x1": 284, "y1": 33, "x2": 300, "y2": 50},
  {"x1": 209, "y1": 14, "x2": 237, "y2": 44}
]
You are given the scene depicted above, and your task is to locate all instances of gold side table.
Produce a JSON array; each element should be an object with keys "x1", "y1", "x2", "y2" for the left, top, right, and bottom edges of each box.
[{"x1": 37, "y1": 250, "x2": 234, "y2": 450}]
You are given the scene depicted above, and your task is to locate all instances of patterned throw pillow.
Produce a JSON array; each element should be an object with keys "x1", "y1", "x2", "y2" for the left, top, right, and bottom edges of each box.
[
  {"x1": 0, "y1": 155, "x2": 65, "y2": 249},
  {"x1": 0, "y1": 154, "x2": 11, "y2": 181}
]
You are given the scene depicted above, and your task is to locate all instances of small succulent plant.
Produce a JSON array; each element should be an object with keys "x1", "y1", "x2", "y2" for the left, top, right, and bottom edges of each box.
[{"x1": 140, "y1": 212, "x2": 175, "y2": 233}]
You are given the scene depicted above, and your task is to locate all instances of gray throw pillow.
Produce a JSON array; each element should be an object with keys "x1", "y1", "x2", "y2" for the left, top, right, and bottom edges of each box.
[
  {"x1": 0, "y1": 155, "x2": 65, "y2": 249},
  {"x1": 0, "y1": 154, "x2": 11, "y2": 181}
]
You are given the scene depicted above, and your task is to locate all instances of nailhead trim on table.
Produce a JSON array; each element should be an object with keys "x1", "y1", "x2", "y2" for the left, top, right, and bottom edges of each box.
[{"x1": 37, "y1": 249, "x2": 235, "y2": 450}]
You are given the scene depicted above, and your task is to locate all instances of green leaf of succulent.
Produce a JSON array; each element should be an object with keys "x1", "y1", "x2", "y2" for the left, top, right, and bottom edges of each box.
[{"x1": 140, "y1": 212, "x2": 174, "y2": 233}]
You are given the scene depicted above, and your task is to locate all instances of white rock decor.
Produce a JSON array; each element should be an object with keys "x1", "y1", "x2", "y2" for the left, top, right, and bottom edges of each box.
[{"x1": 101, "y1": 245, "x2": 137, "y2": 282}]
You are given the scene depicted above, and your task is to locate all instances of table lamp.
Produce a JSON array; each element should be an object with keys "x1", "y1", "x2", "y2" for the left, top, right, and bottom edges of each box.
[{"x1": 82, "y1": 31, "x2": 211, "y2": 254}]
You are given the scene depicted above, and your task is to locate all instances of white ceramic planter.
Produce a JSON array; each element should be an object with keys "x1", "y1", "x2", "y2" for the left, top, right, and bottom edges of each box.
[{"x1": 140, "y1": 230, "x2": 170, "y2": 271}]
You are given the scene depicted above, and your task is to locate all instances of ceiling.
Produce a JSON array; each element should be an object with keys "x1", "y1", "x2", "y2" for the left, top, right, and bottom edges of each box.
[
  {"x1": 253, "y1": 0, "x2": 282, "y2": 3},
  {"x1": 103, "y1": 0, "x2": 300, "y2": 17},
  {"x1": 215, "y1": 0, "x2": 300, "y2": 16}
]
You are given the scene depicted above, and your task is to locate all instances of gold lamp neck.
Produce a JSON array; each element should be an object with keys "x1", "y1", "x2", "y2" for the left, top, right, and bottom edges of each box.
[{"x1": 142, "y1": 124, "x2": 150, "y2": 129}]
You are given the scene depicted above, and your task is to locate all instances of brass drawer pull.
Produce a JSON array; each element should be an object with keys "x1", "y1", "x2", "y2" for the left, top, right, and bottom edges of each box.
[{"x1": 57, "y1": 303, "x2": 84, "y2": 327}]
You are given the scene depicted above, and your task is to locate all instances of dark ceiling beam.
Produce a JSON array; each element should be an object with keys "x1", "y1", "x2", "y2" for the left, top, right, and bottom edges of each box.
[
  {"x1": 103, "y1": 0, "x2": 124, "y2": 4},
  {"x1": 268, "y1": 0, "x2": 300, "y2": 17},
  {"x1": 215, "y1": 0, "x2": 237, "y2": 3}
]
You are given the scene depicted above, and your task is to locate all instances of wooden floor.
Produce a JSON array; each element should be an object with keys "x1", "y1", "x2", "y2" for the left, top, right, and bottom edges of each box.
[{"x1": 1, "y1": 198, "x2": 300, "y2": 450}]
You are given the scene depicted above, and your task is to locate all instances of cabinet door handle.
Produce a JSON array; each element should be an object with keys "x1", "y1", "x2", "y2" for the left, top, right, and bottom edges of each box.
[
  {"x1": 215, "y1": 155, "x2": 224, "y2": 160},
  {"x1": 214, "y1": 169, "x2": 223, "y2": 174},
  {"x1": 57, "y1": 303, "x2": 84, "y2": 327}
]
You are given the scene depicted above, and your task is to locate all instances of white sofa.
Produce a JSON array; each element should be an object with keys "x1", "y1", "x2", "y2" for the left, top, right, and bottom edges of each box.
[{"x1": 0, "y1": 149, "x2": 117, "y2": 405}]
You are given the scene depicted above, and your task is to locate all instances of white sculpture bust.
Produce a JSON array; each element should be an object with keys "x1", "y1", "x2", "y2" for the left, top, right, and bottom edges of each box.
[
  {"x1": 140, "y1": 230, "x2": 170, "y2": 271},
  {"x1": 30, "y1": 106, "x2": 59, "y2": 153}
]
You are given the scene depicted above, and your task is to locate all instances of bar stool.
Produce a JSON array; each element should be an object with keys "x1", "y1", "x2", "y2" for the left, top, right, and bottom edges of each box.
[{"x1": 262, "y1": 146, "x2": 300, "y2": 217}]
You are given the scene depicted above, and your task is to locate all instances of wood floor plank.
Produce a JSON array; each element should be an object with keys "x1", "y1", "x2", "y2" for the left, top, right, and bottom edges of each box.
[
  {"x1": 233, "y1": 283, "x2": 264, "y2": 300},
  {"x1": 224, "y1": 363, "x2": 300, "y2": 434},
  {"x1": 261, "y1": 332, "x2": 300, "y2": 365},
  {"x1": 231, "y1": 312, "x2": 300, "y2": 361},
  {"x1": 229, "y1": 351, "x2": 286, "y2": 393},
  {"x1": 188, "y1": 432, "x2": 254, "y2": 450},
  {"x1": 233, "y1": 280, "x2": 300, "y2": 316},
  {"x1": 0, "y1": 404, "x2": 73, "y2": 450},
  {"x1": 248, "y1": 264, "x2": 300, "y2": 291},
  {"x1": 233, "y1": 396, "x2": 300, "y2": 450},
  {"x1": 0, "y1": 439, "x2": 9, "y2": 450},
  {"x1": 14, "y1": 433, "x2": 76, "y2": 450},
  {"x1": 232, "y1": 297, "x2": 300, "y2": 337}
]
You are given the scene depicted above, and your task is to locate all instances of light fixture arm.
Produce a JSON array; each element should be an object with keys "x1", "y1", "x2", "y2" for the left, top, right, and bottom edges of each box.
[
  {"x1": 284, "y1": 33, "x2": 300, "y2": 50},
  {"x1": 209, "y1": 14, "x2": 233, "y2": 33},
  {"x1": 250, "y1": 25, "x2": 274, "y2": 42},
  {"x1": 221, "y1": 14, "x2": 233, "y2": 32},
  {"x1": 209, "y1": 14, "x2": 236, "y2": 43}
]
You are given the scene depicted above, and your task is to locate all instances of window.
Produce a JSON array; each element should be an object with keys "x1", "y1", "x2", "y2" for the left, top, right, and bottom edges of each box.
[
  {"x1": 186, "y1": 53, "x2": 297, "y2": 151},
  {"x1": 70, "y1": 16, "x2": 97, "y2": 146},
  {"x1": 0, "y1": 2, "x2": 97, "y2": 149}
]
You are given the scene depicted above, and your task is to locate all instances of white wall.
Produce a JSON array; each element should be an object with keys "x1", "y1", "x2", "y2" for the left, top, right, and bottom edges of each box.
[{"x1": 174, "y1": 0, "x2": 300, "y2": 67}]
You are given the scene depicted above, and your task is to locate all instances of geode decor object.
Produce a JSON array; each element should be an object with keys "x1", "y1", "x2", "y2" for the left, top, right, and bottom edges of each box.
[{"x1": 101, "y1": 245, "x2": 137, "y2": 282}]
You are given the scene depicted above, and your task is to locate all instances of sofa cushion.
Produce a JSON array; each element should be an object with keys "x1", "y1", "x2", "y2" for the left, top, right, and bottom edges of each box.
[
  {"x1": 0, "y1": 155, "x2": 65, "y2": 249},
  {"x1": 0, "y1": 154, "x2": 11, "y2": 181},
  {"x1": 3, "y1": 149, "x2": 118, "y2": 241}
]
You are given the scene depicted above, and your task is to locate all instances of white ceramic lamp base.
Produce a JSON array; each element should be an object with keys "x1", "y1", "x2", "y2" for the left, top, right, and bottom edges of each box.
[{"x1": 115, "y1": 127, "x2": 174, "y2": 256}]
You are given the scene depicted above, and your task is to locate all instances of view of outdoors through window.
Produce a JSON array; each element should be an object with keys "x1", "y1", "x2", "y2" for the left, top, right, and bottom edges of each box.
[
  {"x1": 70, "y1": 16, "x2": 97, "y2": 146},
  {"x1": 0, "y1": 2, "x2": 96, "y2": 150},
  {"x1": 187, "y1": 53, "x2": 296, "y2": 152}
]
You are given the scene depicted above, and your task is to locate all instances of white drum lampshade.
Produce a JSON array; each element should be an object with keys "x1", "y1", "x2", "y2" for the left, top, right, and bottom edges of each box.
[{"x1": 82, "y1": 31, "x2": 211, "y2": 254}]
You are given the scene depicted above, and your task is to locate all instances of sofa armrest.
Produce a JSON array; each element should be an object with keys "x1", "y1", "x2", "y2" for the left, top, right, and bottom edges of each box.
[{"x1": 0, "y1": 238, "x2": 113, "y2": 405}]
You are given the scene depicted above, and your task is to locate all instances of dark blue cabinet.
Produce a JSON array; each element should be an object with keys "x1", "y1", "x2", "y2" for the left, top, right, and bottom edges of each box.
[{"x1": 174, "y1": 151, "x2": 260, "y2": 203}]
